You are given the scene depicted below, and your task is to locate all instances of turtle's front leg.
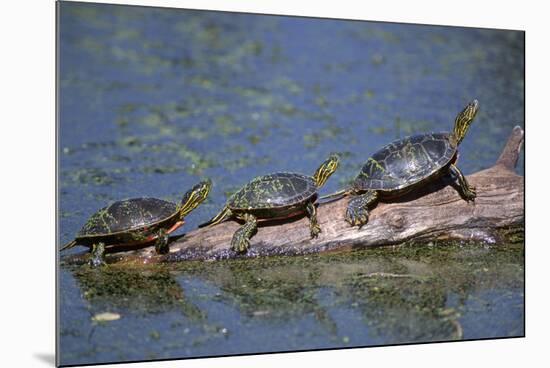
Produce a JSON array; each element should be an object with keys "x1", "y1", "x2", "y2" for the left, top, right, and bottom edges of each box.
[
  {"x1": 449, "y1": 164, "x2": 476, "y2": 202},
  {"x1": 231, "y1": 213, "x2": 257, "y2": 253},
  {"x1": 154, "y1": 228, "x2": 169, "y2": 254},
  {"x1": 89, "y1": 242, "x2": 106, "y2": 268},
  {"x1": 346, "y1": 190, "x2": 379, "y2": 228},
  {"x1": 306, "y1": 201, "x2": 321, "y2": 238}
]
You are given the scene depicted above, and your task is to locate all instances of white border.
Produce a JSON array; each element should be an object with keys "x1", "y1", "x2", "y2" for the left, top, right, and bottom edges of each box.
[{"x1": 2, "y1": 0, "x2": 547, "y2": 367}]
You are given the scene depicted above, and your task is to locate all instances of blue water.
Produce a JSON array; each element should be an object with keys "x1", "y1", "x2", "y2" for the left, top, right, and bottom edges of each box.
[{"x1": 57, "y1": 2, "x2": 524, "y2": 366}]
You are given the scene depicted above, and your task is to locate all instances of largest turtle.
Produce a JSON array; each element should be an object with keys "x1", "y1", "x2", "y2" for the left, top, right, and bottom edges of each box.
[
  {"x1": 60, "y1": 180, "x2": 211, "y2": 266},
  {"x1": 200, "y1": 154, "x2": 340, "y2": 253},
  {"x1": 323, "y1": 99, "x2": 479, "y2": 227}
]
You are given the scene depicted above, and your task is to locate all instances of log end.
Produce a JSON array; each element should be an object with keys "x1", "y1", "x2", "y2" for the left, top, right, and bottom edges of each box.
[{"x1": 496, "y1": 125, "x2": 524, "y2": 171}]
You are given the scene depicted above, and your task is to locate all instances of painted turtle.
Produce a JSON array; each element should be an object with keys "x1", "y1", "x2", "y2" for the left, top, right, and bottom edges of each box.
[
  {"x1": 60, "y1": 180, "x2": 212, "y2": 266},
  {"x1": 199, "y1": 154, "x2": 340, "y2": 253},
  {"x1": 322, "y1": 99, "x2": 479, "y2": 227}
]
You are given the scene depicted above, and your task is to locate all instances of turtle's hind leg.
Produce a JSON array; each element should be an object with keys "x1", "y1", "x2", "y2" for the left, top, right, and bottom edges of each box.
[
  {"x1": 306, "y1": 202, "x2": 321, "y2": 238},
  {"x1": 449, "y1": 164, "x2": 476, "y2": 202},
  {"x1": 89, "y1": 242, "x2": 106, "y2": 268},
  {"x1": 155, "y1": 228, "x2": 170, "y2": 254},
  {"x1": 346, "y1": 191, "x2": 379, "y2": 228},
  {"x1": 231, "y1": 213, "x2": 257, "y2": 253}
]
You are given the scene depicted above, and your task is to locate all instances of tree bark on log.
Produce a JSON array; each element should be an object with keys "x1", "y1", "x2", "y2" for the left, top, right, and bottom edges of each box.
[{"x1": 64, "y1": 126, "x2": 524, "y2": 266}]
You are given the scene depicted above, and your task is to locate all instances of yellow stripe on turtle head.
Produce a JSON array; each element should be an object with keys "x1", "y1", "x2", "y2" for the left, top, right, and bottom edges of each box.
[
  {"x1": 313, "y1": 153, "x2": 340, "y2": 188},
  {"x1": 179, "y1": 179, "x2": 212, "y2": 218},
  {"x1": 452, "y1": 99, "x2": 479, "y2": 145}
]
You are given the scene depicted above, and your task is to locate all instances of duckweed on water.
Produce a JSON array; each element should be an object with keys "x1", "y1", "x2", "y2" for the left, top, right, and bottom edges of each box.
[
  {"x1": 67, "y1": 168, "x2": 124, "y2": 186},
  {"x1": 63, "y1": 242, "x2": 523, "y2": 355},
  {"x1": 303, "y1": 124, "x2": 343, "y2": 149},
  {"x1": 214, "y1": 115, "x2": 243, "y2": 136},
  {"x1": 247, "y1": 134, "x2": 262, "y2": 145},
  {"x1": 73, "y1": 265, "x2": 206, "y2": 320}
]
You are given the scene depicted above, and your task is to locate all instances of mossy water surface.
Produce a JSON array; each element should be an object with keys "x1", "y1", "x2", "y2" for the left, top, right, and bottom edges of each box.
[{"x1": 60, "y1": 243, "x2": 523, "y2": 364}]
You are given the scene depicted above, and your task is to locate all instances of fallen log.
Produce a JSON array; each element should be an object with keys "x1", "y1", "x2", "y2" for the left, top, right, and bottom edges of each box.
[{"x1": 64, "y1": 126, "x2": 524, "y2": 265}]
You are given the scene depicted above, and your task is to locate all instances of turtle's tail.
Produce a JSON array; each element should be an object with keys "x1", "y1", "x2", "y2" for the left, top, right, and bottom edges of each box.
[
  {"x1": 59, "y1": 240, "x2": 77, "y2": 252},
  {"x1": 318, "y1": 189, "x2": 349, "y2": 204},
  {"x1": 199, "y1": 206, "x2": 232, "y2": 228}
]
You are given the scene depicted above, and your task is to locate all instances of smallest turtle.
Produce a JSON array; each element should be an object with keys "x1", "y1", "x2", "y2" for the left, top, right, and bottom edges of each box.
[{"x1": 60, "y1": 180, "x2": 211, "y2": 267}]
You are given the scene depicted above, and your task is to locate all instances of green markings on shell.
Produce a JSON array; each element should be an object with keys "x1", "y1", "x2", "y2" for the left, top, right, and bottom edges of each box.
[
  {"x1": 79, "y1": 207, "x2": 118, "y2": 236},
  {"x1": 355, "y1": 133, "x2": 455, "y2": 192},
  {"x1": 78, "y1": 198, "x2": 178, "y2": 237},
  {"x1": 228, "y1": 173, "x2": 316, "y2": 210},
  {"x1": 367, "y1": 157, "x2": 385, "y2": 173}
]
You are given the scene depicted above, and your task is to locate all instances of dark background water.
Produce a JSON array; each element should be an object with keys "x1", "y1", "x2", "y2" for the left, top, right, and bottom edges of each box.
[{"x1": 58, "y1": 2, "x2": 524, "y2": 366}]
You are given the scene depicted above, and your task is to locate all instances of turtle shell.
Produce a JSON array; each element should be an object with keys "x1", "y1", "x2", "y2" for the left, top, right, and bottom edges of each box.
[
  {"x1": 354, "y1": 133, "x2": 456, "y2": 191},
  {"x1": 77, "y1": 197, "x2": 178, "y2": 238},
  {"x1": 228, "y1": 172, "x2": 317, "y2": 211}
]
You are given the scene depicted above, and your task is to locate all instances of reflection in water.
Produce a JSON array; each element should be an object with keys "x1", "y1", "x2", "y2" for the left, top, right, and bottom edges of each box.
[
  {"x1": 72, "y1": 265, "x2": 205, "y2": 320},
  {"x1": 60, "y1": 243, "x2": 523, "y2": 365}
]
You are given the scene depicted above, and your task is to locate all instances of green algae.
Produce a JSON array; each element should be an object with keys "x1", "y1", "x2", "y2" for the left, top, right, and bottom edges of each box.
[
  {"x1": 72, "y1": 265, "x2": 206, "y2": 320},
  {"x1": 214, "y1": 115, "x2": 243, "y2": 136},
  {"x1": 66, "y1": 168, "x2": 124, "y2": 187},
  {"x1": 64, "y1": 242, "x2": 523, "y2": 348},
  {"x1": 303, "y1": 123, "x2": 343, "y2": 148}
]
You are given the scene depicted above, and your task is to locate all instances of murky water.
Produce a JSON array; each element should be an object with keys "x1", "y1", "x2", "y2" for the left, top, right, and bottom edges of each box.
[{"x1": 57, "y1": 2, "x2": 524, "y2": 366}]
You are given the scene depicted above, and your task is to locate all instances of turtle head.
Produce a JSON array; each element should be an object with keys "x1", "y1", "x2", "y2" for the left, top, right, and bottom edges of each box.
[
  {"x1": 313, "y1": 153, "x2": 340, "y2": 188},
  {"x1": 178, "y1": 179, "x2": 212, "y2": 218},
  {"x1": 452, "y1": 99, "x2": 479, "y2": 146}
]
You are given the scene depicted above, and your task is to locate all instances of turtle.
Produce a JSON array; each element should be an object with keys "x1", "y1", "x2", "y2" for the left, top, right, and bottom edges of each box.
[
  {"x1": 322, "y1": 99, "x2": 479, "y2": 228},
  {"x1": 199, "y1": 154, "x2": 340, "y2": 253},
  {"x1": 60, "y1": 179, "x2": 212, "y2": 267}
]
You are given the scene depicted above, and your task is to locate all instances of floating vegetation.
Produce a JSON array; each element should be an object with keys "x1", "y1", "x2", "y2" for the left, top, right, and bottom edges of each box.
[
  {"x1": 303, "y1": 124, "x2": 343, "y2": 148},
  {"x1": 214, "y1": 115, "x2": 242, "y2": 136},
  {"x1": 272, "y1": 77, "x2": 303, "y2": 95},
  {"x1": 66, "y1": 168, "x2": 124, "y2": 186},
  {"x1": 176, "y1": 146, "x2": 216, "y2": 175},
  {"x1": 369, "y1": 125, "x2": 389, "y2": 135},
  {"x1": 247, "y1": 134, "x2": 262, "y2": 145},
  {"x1": 222, "y1": 154, "x2": 271, "y2": 172},
  {"x1": 140, "y1": 165, "x2": 183, "y2": 175}
]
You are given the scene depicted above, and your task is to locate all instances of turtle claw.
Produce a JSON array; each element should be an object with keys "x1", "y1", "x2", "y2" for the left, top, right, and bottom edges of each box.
[
  {"x1": 346, "y1": 192, "x2": 376, "y2": 228},
  {"x1": 360, "y1": 218, "x2": 368, "y2": 227},
  {"x1": 464, "y1": 185, "x2": 477, "y2": 202},
  {"x1": 306, "y1": 202, "x2": 321, "y2": 239},
  {"x1": 345, "y1": 208, "x2": 369, "y2": 228},
  {"x1": 154, "y1": 229, "x2": 170, "y2": 254},
  {"x1": 230, "y1": 215, "x2": 257, "y2": 254},
  {"x1": 358, "y1": 214, "x2": 369, "y2": 228},
  {"x1": 345, "y1": 213, "x2": 353, "y2": 226},
  {"x1": 310, "y1": 223, "x2": 321, "y2": 238},
  {"x1": 449, "y1": 164, "x2": 477, "y2": 203},
  {"x1": 345, "y1": 210, "x2": 356, "y2": 227},
  {"x1": 89, "y1": 242, "x2": 106, "y2": 268},
  {"x1": 231, "y1": 238, "x2": 249, "y2": 254},
  {"x1": 89, "y1": 257, "x2": 106, "y2": 268}
]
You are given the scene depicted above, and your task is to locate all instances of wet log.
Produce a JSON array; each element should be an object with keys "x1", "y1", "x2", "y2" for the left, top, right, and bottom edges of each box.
[{"x1": 64, "y1": 126, "x2": 524, "y2": 265}]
